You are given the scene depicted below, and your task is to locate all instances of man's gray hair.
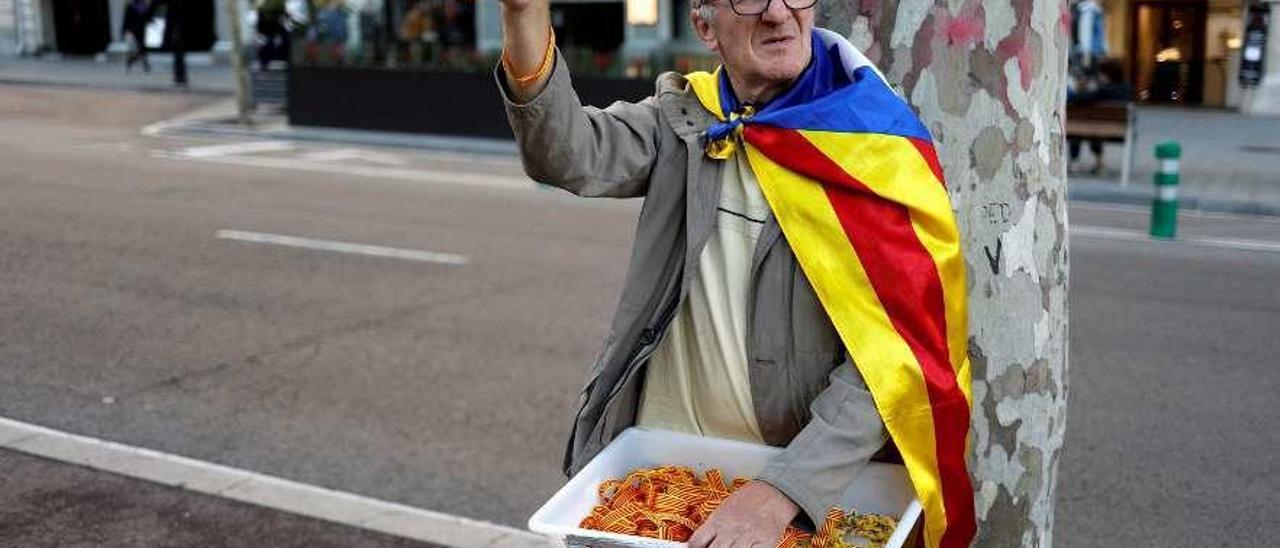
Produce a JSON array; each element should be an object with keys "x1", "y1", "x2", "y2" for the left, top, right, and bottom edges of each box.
[{"x1": 693, "y1": 0, "x2": 717, "y2": 27}]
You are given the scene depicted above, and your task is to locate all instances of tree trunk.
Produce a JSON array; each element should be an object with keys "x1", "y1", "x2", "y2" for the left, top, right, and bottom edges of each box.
[{"x1": 820, "y1": 0, "x2": 1071, "y2": 545}]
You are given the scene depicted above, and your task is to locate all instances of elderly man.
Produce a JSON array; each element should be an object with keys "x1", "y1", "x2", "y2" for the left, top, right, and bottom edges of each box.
[{"x1": 496, "y1": 0, "x2": 975, "y2": 546}]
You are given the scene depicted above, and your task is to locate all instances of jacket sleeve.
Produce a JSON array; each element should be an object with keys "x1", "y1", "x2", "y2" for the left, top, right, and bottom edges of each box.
[
  {"x1": 496, "y1": 50, "x2": 661, "y2": 198},
  {"x1": 756, "y1": 355, "x2": 889, "y2": 527}
]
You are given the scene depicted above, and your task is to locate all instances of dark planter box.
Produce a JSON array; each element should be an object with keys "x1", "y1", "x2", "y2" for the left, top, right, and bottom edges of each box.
[{"x1": 287, "y1": 66, "x2": 654, "y2": 139}]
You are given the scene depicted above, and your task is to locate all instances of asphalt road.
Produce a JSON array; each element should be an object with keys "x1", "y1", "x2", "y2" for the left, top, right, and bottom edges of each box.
[
  {"x1": 0, "y1": 448, "x2": 440, "y2": 548},
  {"x1": 1, "y1": 84, "x2": 631, "y2": 530},
  {"x1": 1058, "y1": 207, "x2": 1280, "y2": 547},
  {"x1": 1, "y1": 84, "x2": 1277, "y2": 547}
]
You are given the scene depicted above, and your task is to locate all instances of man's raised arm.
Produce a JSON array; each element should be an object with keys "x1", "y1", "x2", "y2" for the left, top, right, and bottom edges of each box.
[
  {"x1": 495, "y1": 0, "x2": 663, "y2": 198},
  {"x1": 497, "y1": 0, "x2": 553, "y2": 103}
]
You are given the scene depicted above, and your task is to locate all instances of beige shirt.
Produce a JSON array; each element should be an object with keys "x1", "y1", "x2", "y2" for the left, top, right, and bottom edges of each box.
[{"x1": 636, "y1": 149, "x2": 767, "y2": 444}]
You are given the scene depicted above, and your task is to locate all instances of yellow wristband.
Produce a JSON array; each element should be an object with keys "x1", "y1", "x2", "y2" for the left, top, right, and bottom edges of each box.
[{"x1": 503, "y1": 27, "x2": 555, "y2": 90}]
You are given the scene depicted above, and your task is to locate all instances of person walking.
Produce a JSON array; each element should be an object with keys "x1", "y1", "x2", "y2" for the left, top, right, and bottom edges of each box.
[
  {"x1": 122, "y1": 0, "x2": 152, "y2": 72},
  {"x1": 255, "y1": 0, "x2": 290, "y2": 70},
  {"x1": 161, "y1": 0, "x2": 188, "y2": 87}
]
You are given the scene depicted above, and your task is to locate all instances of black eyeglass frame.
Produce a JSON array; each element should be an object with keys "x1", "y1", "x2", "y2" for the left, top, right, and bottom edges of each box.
[{"x1": 701, "y1": 0, "x2": 817, "y2": 17}]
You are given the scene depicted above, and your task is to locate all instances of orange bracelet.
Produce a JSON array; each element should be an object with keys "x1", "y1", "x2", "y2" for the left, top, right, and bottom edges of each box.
[{"x1": 502, "y1": 27, "x2": 555, "y2": 90}]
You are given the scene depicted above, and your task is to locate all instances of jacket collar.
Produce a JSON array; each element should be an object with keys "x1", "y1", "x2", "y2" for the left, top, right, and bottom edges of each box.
[{"x1": 654, "y1": 72, "x2": 718, "y2": 141}]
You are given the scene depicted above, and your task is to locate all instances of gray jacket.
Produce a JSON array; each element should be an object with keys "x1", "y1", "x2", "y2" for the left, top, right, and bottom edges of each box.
[{"x1": 498, "y1": 54, "x2": 888, "y2": 526}]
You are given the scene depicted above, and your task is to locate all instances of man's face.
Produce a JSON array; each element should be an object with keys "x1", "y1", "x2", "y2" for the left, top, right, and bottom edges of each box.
[{"x1": 693, "y1": 0, "x2": 815, "y2": 97}]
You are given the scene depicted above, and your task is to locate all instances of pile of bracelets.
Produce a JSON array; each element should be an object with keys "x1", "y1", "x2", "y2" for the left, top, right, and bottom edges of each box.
[{"x1": 578, "y1": 465, "x2": 898, "y2": 548}]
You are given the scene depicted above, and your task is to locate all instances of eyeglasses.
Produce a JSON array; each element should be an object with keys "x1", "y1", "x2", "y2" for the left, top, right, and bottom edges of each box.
[{"x1": 704, "y1": 0, "x2": 817, "y2": 16}]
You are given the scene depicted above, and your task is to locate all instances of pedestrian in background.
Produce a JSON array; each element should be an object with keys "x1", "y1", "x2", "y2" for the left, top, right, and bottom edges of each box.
[
  {"x1": 122, "y1": 0, "x2": 152, "y2": 73},
  {"x1": 1068, "y1": 59, "x2": 1132, "y2": 174},
  {"x1": 161, "y1": 0, "x2": 188, "y2": 87},
  {"x1": 397, "y1": 0, "x2": 433, "y2": 65},
  {"x1": 256, "y1": 0, "x2": 292, "y2": 71},
  {"x1": 306, "y1": 0, "x2": 350, "y2": 63}
]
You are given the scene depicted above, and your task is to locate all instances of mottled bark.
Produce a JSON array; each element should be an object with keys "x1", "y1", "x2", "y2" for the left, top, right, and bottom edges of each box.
[{"x1": 821, "y1": 1, "x2": 1070, "y2": 546}]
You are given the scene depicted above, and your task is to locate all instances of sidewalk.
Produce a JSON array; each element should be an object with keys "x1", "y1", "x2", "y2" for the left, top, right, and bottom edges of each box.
[
  {"x1": 1069, "y1": 105, "x2": 1280, "y2": 215},
  {"x1": 0, "y1": 448, "x2": 442, "y2": 548},
  {"x1": 0, "y1": 56, "x2": 234, "y2": 95}
]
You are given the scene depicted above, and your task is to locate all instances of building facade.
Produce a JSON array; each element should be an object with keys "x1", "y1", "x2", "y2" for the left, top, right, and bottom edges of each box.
[
  {"x1": 5, "y1": 0, "x2": 246, "y2": 57},
  {"x1": 475, "y1": 0, "x2": 705, "y2": 60},
  {"x1": 7, "y1": 0, "x2": 1278, "y2": 117},
  {"x1": 1075, "y1": 0, "x2": 1244, "y2": 107},
  {"x1": 1240, "y1": 0, "x2": 1280, "y2": 113}
]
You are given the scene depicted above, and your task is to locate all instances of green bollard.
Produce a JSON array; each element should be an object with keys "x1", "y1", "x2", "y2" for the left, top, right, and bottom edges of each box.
[{"x1": 1150, "y1": 141, "x2": 1181, "y2": 239}]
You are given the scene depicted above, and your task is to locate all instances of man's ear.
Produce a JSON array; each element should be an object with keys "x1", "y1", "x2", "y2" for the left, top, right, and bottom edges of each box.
[{"x1": 690, "y1": 8, "x2": 719, "y2": 53}]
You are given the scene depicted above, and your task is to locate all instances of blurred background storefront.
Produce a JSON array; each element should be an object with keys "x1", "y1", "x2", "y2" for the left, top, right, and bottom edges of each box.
[
  {"x1": 1076, "y1": 0, "x2": 1249, "y2": 107},
  {"x1": 284, "y1": 0, "x2": 721, "y2": 136},
  {"x1": 3, "y1": 0, "x2": 228, "y2": 56},
  {"x1": 4, "y1": 0, "x2": 1279, "y2": 129}
]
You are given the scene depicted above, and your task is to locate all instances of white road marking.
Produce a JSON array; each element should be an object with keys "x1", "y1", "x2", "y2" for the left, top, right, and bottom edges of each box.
[
  {"x1": 297, "y1": 148, "x2": 409, "y2": 167},
  {"x1": 1069, "y1": 225, "x2": 1152, "y2": 242},
  {"x1": 1071, "y1": 225, "x2": 1280, "y2": 253},
  {"x1": 0, "y1": 416, "x2": 552, "y2": 548},
  {"x1": 140, "y1": 99, "x2": 242, "y2": 138},
  {"x1": 216, "y1": 230, "x2": 470, "y2": 265},
  {"x1": 178, "y1": 141, "x2": 296, "y2": 158},
  {"x1": 141, "y1": 120, "x2": 173, "y2": 137},
  {"x1": 1071, "y1": 202, "x2": 1280, "y2": 224},
  {"x1": 152, "y1": 150, "x2": 535, "y2": 190}
]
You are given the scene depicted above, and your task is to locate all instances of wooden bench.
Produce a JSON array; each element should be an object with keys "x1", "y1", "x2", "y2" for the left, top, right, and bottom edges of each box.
[{"x1": 1065, "y1": 101, "x2": 1136, "y2": 185}]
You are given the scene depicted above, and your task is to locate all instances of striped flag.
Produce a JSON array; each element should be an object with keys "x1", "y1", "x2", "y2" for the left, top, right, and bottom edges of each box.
[{"x1": 687, "y1": 28, "x2": 975, "y2": 548}]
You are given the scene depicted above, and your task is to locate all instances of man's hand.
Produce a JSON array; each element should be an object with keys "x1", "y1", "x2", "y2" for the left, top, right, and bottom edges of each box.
[{"x1": 688, "y1": 481, "x2": 800, "y2": 548}]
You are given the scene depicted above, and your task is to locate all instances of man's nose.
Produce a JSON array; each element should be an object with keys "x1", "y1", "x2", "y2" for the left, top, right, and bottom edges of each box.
[{"x1": 759, "y1": 0, "x2": 791, "y2": 24}]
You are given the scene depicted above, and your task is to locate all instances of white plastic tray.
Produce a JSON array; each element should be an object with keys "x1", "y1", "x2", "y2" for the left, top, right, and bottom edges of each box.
[{"x1": 528, "y1": 427, "x2": 922, "y2": 547}]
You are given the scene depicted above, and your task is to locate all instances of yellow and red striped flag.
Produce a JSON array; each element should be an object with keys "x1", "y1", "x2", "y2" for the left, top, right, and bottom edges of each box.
[{"x1": 688, "y1": 28, "x2": 975, "y2": 548}]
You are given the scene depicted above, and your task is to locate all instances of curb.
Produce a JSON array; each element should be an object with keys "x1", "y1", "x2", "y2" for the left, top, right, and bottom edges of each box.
[
  {"x1": 0, "y1": 76, "x2": 233, "y2": 97},
  {"x1": 177, "y1": 118, "x2": 519, "y2": 156},
  {"x1": 1069, "y1": 181, "x2": 1280, "y2": 218},
  {"x1": 140, "y1": 98, "x2": 520, "y2": 157},
  {"x1": 0, "y1": 416, "x2": 554, "y2": 548}
]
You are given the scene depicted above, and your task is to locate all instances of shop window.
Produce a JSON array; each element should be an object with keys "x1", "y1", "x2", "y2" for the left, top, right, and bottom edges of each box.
[
  {"x1": 1130, "y1": 0, "x2": 1207, "y2": 104},
  {"x1": 289, "y1": 0, "x2": 716, "y2": 78},
  {"x1": 52, "y1": 0, "x2": 111, "y2": 54},
  {"x1": 293, "y1": 0, "x2": 482, "y2": 69}
]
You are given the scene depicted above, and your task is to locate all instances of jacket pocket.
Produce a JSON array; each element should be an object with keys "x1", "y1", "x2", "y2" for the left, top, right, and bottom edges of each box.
[
  {"x1": 751, "y1": 246, "x2": 793, "y2": 365},
  {"x1": 790, "y1": 263, "x2": 841, "y2": 364}
]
